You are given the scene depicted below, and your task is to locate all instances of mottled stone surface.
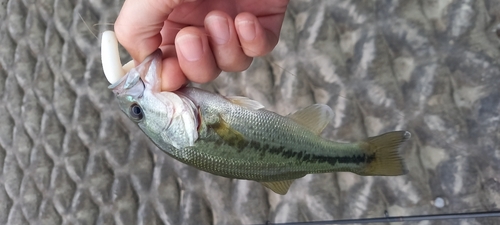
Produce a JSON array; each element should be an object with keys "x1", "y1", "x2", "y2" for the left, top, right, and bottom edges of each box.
[{"x1": 1, "y1": 0, "x2": 500, "y2": 224}]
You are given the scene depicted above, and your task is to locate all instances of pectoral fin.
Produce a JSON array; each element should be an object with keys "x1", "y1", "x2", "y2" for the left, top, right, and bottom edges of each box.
[
  {"x1": 226, "y1": 96, "x2": 265, "y2": 110},
  {"x1": 261, "y1": 180, "x2": 295, "y2": 195},
  {"x1": 287, "y1": 104, "x2": 334, "y2": 135},
  {"x1": 209, "y1": 115, "x2": 248, "y2": 149}
]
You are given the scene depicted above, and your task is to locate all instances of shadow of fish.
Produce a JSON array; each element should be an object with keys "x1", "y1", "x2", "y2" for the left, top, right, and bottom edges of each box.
[{"x1": 109, "y1": 50, "x2": 411, "y2": 195}]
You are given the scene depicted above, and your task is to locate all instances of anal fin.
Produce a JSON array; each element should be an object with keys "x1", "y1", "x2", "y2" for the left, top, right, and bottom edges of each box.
[{"x1": 261, "y1": 180, "x2": 295, "y2": 195}]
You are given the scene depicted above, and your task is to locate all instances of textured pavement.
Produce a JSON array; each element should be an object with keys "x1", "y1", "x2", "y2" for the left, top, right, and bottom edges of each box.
[{"x1": 1, "y1": 0, "x2": 500, "y2": 224}]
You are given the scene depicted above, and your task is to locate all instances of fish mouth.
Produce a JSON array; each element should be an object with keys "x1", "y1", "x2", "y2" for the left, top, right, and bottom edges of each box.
[
  {"x1": 135, "y1": 49, "x2": 162, "y2": 91},
  {"x1": 101, "y1": 30, "x2": 163, "y2": 92},
  {"x1": 108, "y1": 73, "x2": 128, "y2": 89},
  {"x1": 108, "y1": 49, "x2": 163, "y2": 94}
]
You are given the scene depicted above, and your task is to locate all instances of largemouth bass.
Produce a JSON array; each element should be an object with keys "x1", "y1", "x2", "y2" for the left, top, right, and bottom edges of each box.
[{"x1": 109, "y1": 49, "x2": 410, "y2": 195}]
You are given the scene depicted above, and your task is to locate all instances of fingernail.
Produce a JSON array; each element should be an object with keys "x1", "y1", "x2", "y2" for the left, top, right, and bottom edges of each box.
[
  {"x1": 206, "y1": 15, "x2": 230, "y2": 45},
  {"x1": 177, "y1": 34, "x2": 203, "y2": 62},
  {"x1": 237, "y1": 20, "x2": 256, "y2": 41}
]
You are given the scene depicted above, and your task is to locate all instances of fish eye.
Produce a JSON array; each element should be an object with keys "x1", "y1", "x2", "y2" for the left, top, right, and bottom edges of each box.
[{"x1": 129, "y1": 103, "x2": 144, "y2": 121}]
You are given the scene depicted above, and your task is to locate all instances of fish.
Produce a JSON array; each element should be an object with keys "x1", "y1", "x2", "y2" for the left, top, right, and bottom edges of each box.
[{"x1": 109, "y1": 49, "x2": 410, "y2": 195}]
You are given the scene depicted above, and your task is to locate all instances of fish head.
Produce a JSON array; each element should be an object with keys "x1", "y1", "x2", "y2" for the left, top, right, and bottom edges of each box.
[
  {"x1": 108, "y1": 50, "x2": 164, "y2": 123},
  {"x1": 108, "y1": 50, "x2": 198, "y2": 149}
]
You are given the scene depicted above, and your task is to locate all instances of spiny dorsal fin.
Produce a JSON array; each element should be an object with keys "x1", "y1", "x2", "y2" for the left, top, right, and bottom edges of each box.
[
  {"x1": 287, "y1": 104, "x2": 334, "y2": 135},
  {"x1": 226, "y1": 96, "x2": 265, "y2": 110},
  {"x1": 261, "y1": 180, "x2": 295, "y2": 195}
]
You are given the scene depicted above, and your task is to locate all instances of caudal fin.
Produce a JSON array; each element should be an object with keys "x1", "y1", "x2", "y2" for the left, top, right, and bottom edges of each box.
[{"x1": 358, "y1": 131, "x2": 411, "y2": 176}]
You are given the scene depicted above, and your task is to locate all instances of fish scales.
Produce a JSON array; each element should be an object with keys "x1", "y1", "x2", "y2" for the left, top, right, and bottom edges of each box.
[
  {"x1": 110, "y1": 49, "x2": 410, "y2": 194},
  {"x1": 176, "y1": 88, "x2": 369, "y2": 179}
]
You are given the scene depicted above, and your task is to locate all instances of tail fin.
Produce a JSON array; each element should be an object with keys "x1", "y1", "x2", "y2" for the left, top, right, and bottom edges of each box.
[{"x1": 358, "y1": 131, "x2": 411, "y2": 176}]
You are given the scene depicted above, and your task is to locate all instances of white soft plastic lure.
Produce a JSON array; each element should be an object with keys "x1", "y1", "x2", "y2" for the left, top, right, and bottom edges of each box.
[{"x1": 101, "y1": 31, "x2": 134, "y2": 83}]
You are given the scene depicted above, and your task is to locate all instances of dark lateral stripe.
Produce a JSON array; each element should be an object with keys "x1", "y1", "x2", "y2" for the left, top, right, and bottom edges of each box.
[
  {"x1": 247, "y1": 140, "x2": 375, "y2": 166},
  {"x1": 209, "y1": 122, "x2": 375, "y2": 166}
]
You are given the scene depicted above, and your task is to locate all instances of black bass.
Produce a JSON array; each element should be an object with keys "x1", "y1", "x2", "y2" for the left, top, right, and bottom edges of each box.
[{"x1": 109, "y1": 50, "x2": 410, "y2": 195}]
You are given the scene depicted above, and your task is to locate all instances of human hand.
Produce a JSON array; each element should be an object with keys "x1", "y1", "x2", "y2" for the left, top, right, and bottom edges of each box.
[{"x1": 115, "y1": 0, "x2": 289, "y2": 91}]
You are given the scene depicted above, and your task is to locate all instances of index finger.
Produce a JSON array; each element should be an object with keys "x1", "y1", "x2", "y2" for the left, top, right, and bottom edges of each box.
[{"x1": 114, "y1": 0, "x2": 195, "y2": 62}]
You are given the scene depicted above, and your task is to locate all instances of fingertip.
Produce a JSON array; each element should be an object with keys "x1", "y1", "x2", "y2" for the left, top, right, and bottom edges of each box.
[
  {"x1": 114, "y1": 0, "x2": 176, "y2": 62},
  {"x1": 115, "y1": 16, "x2": 164, "y2": 62},
  {"x1": 205, "y1": 11, "x2": 253, "y2": 72},
  {"x1": 191, "y1": 67, "x2": 221, "y2": 83},
  {"x1": 235, "y1": 12, "x2": 279, "y2": 57},
  {"x1": 175, "y1": 27, "x2": 220, "y2": 83},
  {"x1": 236, "y1": 15, "x2": 257, "y2": 42},
  {"x1": 160, "y1": 57, "x2": 187, "y2": 91},
  {"x1": 205, "y1": 11, "x2": 231, "y2": 45},
  {"x1": 176, "y1": 33, "x2": 204, "y2": 62}
]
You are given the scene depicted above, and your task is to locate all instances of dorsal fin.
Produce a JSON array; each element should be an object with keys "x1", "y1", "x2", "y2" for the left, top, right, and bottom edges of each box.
[
  {"x1": 261, "y1": 180, "x2": 295, "y2": 195},
  {"x1": 287, "y1": 104, "x2": 334, "y2": 135},
  {"x1": 226, "y1": 96, "x2": 265, "y2": 110}
]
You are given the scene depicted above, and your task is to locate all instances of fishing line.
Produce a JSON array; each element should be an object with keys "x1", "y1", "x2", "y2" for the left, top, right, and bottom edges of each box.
[
  {"x1": 254, "y1": 210, "x2": 500, "y2": 225},
  {"x1": 78, "y1": 12, "x2": 98, "y2": 39}
]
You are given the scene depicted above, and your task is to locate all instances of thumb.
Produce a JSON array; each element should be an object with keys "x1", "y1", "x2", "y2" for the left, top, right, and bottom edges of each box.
[{"x1": 115, "y1": 0, "x2": 196, "y2": 62}]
